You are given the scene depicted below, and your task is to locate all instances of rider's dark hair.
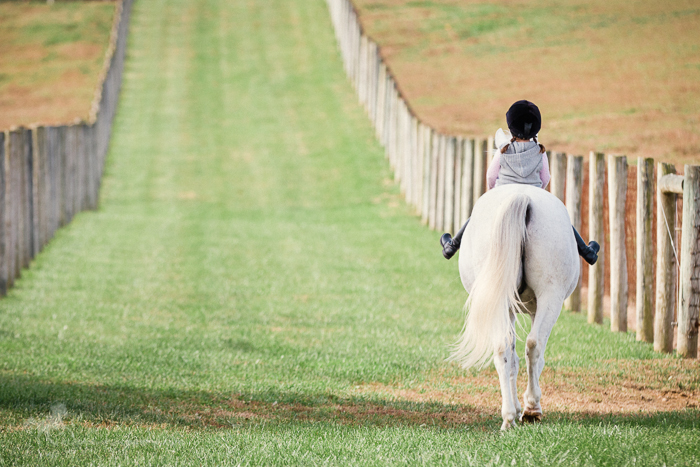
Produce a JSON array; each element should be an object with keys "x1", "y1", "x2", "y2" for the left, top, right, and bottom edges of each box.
[{"x1": 500, "y1": 136, "x2": 546, "y2": 154}]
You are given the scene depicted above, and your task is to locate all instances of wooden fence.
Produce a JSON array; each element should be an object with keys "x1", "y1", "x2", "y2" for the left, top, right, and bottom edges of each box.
[
  {"x1": 325, "y1": 0, "x2": 700, "y2": 358},
  {"x1": 0, "y1": 0, "x2": 133, "y2": 297}
]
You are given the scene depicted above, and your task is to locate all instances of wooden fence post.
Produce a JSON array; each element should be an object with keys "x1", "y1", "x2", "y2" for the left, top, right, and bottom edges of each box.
[
  {"x1": 385, "y1": 81, "x2": 393, "y2": 163},
  {"x1": 87, "y1": 123, "x2": 99, "y2": 210},
  {"x1": 403, "y1": 104, "x2": 412, "y2": 199},
  {"x1": 57, "y1": 125, "x2": 67, "y2": 228},
  {"x1": 20, "y1": 127, "x2": 33, "y2": 268},
  {"x1": 367, "y1": 41, "x2": 377, "y2": 120},
  {"x1": 565, "y1": 155, "x2": 583, "y2": 312},
  {"x1": 608, "y1": 155, "x2": 628, "y2": 332},
  {"x1": 42, "y1": 126, "x2": 53, "y2": 247},
  {"x1": 390, "y1": 87, "x2": 399, "y2": 172},
  {"x1": 65, "y1": 125, "x2": 77, "y2": 226},
  {"x1": 366, "y1": 38, "x2": 373, "y2": 112},
  {"x1": 385, "y1": 81, "x2": 395, "y2": 165},
  {"x1": 77, "y1": 122, "x2": 87, "y2": 214},
  {"x1": 8, "y1": 129, "x2": 23, "y2": 282},
  {"x1": 375, "y1": 63, "x2": 386, "y2": 144},
  {"x1": 352, "y1": 15, "x2": 360, "y2": 90},
  {"x1": 678, "y1": 165, "x2": 700, "y2": 358},
  {"x1": 411, "y1": 116, "x2": 421, "y2": 211},
  {"x1": 402, "y1": 103, "x2": 411, "y2": 197},
  {"x1": 550, "y1": 152, "x2": 567, "y2": 202},
  {"x1": 443, "y1": 136, "x2": 455, "y2": 233},
  {"x1": 421, "y1": 124, "x2": 431, "y2": 225},
  {"x1": 384, "y1": 75, "x2": 393, "y2": 152},
  {"x1": 7, "y1": 129, "x2": 19, "y2": 285},
  {"x1": 373, "y1": 47, "x2": 381, "y2": 126},
  {"x1": 396, "y1": 100, "x2": 405, "y2": 191},
  {"x1": 395, "y1": 97, "x2": 403, "y2": 185},
  {"x1": 453, "y1": 136, "x2": 463, "y2": 235},
  {"x1": 31, "y1": 126, "x2": 44, "y2": 255},
  {"x1": 428, "y1": 130, "x2": 439, "y2": 230},
  {"x1": 435, "y1": 134, "x2": 446, "y2": 232},
  {"x1": 381, "y1": 76, "x2": 391, "y2": 154},
  {"x1": 17, "y1": 129, "x2": 26, "y2": 269},
  {"x1": 358, "y1": 35, "x2": 367, "y2": 107},
  {"x1": 473, "y1": 138, "x2": 487, "y2": 204},
  {"x1": 46, "y1": 126, "x2": 60, "y2": 242},
  {"x1": 373, "y1": 45, "x2": 381, "y2": 125},
  {"x1": 636, "y1": 157, "x2": 655, "y2": 342},
  {"x1": 461, "y1": 138, "x2": 474, "y2": 225},
  {"x1": 655, "y1": 162, "x2": 677, "y2": 353},
  {"x1": 401, "y1": 103, "x2": 409, "y2": 197},
  {"x1": 588, "y1": 152, "x2": 605, "y2": 324}
]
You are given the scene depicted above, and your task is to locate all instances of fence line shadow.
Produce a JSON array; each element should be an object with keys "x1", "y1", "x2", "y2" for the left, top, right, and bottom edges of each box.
[{"x1": 1, "y1": 373, "x2": 698, "y2": 432}]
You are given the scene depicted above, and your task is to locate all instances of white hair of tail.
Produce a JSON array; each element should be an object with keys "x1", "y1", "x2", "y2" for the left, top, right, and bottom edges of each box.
[{"x1": 448, "y1": 193, "x2": 530, "y2": 369}]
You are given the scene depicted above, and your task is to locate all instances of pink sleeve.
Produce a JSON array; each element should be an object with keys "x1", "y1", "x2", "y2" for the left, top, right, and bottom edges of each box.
[
  {"x1": 487, "y1": 153, "x2": 501, "y2": 190},
  {"x1": 540, "y1": 153, "x2": 550, "y2": 189}
]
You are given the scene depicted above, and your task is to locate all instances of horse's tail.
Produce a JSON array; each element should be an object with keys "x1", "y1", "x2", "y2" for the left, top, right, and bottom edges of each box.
[{"x1": 449, "y1": 193, "x2": 530, "y2": 369}]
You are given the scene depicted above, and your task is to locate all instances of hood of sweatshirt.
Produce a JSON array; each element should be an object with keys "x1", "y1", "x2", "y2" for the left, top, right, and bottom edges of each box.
[{"x1": 499, "y1": 141, "x2": 542, "y2": 178}]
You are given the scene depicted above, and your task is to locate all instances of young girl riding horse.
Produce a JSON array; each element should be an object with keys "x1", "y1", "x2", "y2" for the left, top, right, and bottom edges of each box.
[{"x1": 440, "y1": 100, "x2": 600, "y2": 265}]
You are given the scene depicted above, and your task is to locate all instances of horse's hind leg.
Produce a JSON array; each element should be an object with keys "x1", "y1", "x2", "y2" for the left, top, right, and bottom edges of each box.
[
  {"x1": 522, "y1": 295, "x2": 562, "y2": 423},
  {"x1": 494, "y1": 313, "x2": 519, "y2": 430},
  {"x1": 509, "y1": 317, "x2": 522, "y2": 422}
]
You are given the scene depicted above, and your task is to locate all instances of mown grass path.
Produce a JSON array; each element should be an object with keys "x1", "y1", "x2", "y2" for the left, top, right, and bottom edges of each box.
[{"x1": 1, "y1": 0, "x2": 698, "y2": 465}]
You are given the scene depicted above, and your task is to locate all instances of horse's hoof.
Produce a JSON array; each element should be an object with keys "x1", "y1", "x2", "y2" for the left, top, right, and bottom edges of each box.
[
  {"x1": 500, "y1": 419, "x2": 518, "y2": 431},
  {"x1": 520, "y1": 410, "x2": 542, "y2": 424}
]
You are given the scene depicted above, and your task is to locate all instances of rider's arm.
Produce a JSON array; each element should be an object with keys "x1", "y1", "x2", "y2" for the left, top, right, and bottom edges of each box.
[
  {"x1": 539, "y1": 153, "x2": 550, "y2": 188},
  {"x1": 487, "y1": 153, "x2": 501, "y2": 189}
]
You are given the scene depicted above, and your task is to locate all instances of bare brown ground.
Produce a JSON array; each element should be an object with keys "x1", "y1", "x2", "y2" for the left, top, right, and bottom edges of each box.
[
  {"x1": 0, "y1": 2, "x2": 116, "y2": 130},
  {"x1": 353, "y1": 0, "x2": 700, "y2": 166},
  {"x1": 5, "y1": 357, "x2": 697, "y2": 433},
  {"x1": 357, "y1": 359, "x2": 700, "y2": 417}
]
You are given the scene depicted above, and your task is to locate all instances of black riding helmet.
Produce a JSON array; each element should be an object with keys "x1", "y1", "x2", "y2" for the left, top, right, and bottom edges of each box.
[{"x1": 506, "y1": 100, "x2": 541, "y2": 140}]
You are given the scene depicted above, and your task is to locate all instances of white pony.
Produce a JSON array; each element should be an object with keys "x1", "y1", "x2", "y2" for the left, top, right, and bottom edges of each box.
[{"x1": 451, "y1": 183, "x2": 579, "y2": 430}]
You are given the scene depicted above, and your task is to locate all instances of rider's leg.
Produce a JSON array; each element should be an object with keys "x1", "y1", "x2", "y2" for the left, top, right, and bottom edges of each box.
[
  {"x1": 440, "y1": 219, "x2": 469, "y2": 260},
  {"x1": 573, "y1": 226, "x2": 599, "y2": 265}
]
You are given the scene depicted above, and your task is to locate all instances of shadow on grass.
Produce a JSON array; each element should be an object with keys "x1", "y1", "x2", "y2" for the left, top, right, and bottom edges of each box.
[{"x1": 1, "y1": 374, "x2": 697, "y2": 431}]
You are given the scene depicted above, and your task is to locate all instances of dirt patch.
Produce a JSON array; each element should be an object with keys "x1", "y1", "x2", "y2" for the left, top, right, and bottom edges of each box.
[
  {"x1": 138, "y1": 395, "x2": 493, "y2": 429},
  {"x1": 355, "y1": 359, "x2": 700, "y2": 417},
  {"x1": 6, "y1": 359, "x2": 697, "y2": 433},
  {"x1": 56, "y1": 42, "x2": 103, "y2": 61}
]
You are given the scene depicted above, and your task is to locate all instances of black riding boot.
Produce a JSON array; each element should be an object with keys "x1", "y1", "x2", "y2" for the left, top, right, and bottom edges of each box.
[
  {"x1": 573, "y1": 226, "x2": 600, "y2": 265},
  {"x1": 440, "y1": 219, "x2": 470, "y2": 260}
]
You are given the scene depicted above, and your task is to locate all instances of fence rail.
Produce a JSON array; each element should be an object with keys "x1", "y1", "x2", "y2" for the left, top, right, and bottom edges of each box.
[
  {"x1": 326, "y1": 0, "x2": 700, "y2": 358},
  {"x1": 1, "y1": 0, "x2": 133, "y2": 297}
]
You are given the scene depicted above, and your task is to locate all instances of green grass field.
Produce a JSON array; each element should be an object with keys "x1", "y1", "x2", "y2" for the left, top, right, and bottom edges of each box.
[{"x1": 0, "y1": 0, "x2": 698, "y2": 465}]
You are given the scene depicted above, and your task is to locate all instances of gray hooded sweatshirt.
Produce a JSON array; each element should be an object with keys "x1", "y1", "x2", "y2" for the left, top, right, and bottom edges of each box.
[{"x1": 494, "y1": 141, "x2": 544, "y2": 188}]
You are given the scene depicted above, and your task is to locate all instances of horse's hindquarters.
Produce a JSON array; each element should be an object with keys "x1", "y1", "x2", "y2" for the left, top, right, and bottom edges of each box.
[
  {"x1": 455, "y1": 185, "x2": 580, "y2": 429},
  {"x1": 521, "y1": 190, "x2": 579, "y2": 300}
]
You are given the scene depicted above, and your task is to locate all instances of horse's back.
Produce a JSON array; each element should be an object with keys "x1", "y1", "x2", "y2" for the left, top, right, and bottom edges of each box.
[{"x1": 459, "y1": 185, "x2": 579, "y2": 300}]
